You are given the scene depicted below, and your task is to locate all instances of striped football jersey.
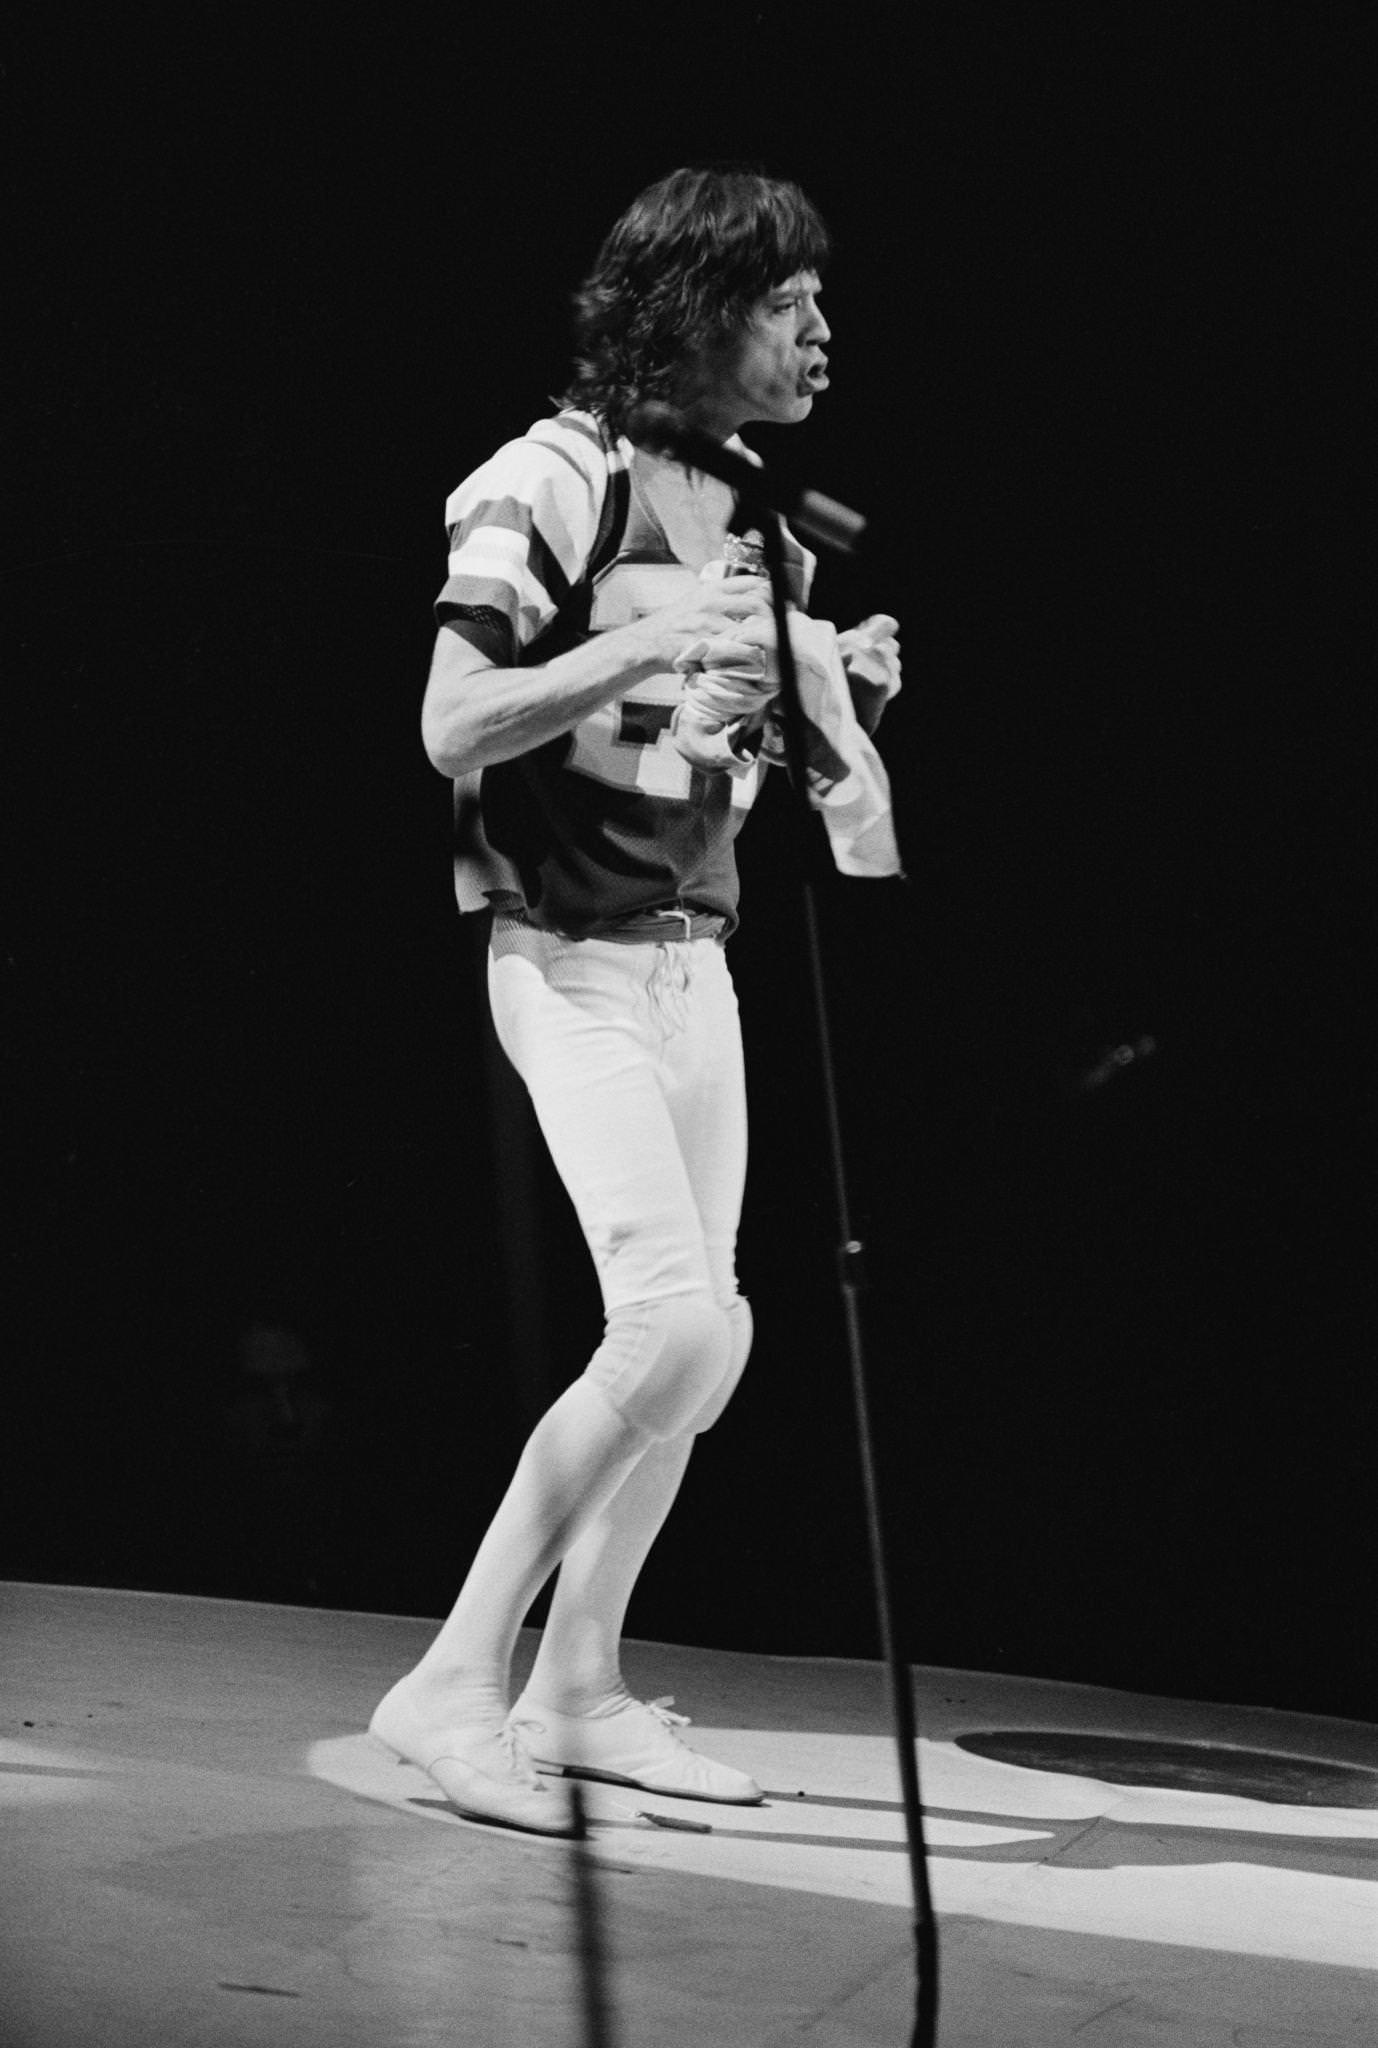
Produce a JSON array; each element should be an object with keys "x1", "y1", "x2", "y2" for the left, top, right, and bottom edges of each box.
[{"x1": 434, "y1": 409, "x2": 814, "y2": 936}]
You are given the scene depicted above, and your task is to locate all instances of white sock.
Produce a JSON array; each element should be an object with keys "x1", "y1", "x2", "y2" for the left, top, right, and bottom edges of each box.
[
  {"x1": 399, "y1": 1378, "x2": 651, "y2": 1718},
  {"x1": 522, "y1": 1430, "x2": 696, "y2": 1715}
]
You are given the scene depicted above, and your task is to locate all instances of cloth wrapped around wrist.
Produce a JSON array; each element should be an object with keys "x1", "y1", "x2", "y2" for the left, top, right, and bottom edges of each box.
[
  {"x1": 671, "y1": 622, "x2": 780, "y2": 777},
  {"x1": 672, "y1": 609, "x2": 902, "y2": 879}
]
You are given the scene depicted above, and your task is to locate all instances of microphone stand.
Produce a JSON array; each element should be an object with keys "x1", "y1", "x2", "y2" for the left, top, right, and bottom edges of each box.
[{"x1": 754, "y1": 503, "x2": 940, "y2": 2048}]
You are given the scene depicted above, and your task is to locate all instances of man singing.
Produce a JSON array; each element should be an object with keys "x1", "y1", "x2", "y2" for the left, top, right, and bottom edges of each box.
[{"x1": 371, "y1": 164, "x2": 901, "y2": 1833}]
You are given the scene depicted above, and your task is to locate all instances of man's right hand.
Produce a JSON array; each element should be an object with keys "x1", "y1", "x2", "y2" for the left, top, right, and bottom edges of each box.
[
  {"x1": 423, "y1": 579, "x2": 774, "y2": 780},
  {"x1": 626, "y1": 575, "x2": 773, "y2": 673}
]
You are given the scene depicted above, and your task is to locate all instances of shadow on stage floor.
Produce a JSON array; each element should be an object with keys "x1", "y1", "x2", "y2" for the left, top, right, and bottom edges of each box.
[{"x1": 3, "y1": 1582, "x2": 1374, "y2": 2046}]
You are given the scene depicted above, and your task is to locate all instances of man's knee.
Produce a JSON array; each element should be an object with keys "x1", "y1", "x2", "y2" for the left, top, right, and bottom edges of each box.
[
  {"x1": 685, "y1": 1294, "x2": 753, "y2": 1434},
  {"x1": 583, "y1": 1291, "x2": 733, "y2": 1440}
]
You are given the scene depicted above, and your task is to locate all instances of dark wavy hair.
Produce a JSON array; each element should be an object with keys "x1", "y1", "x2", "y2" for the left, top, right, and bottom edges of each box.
[{"x1": 558, "y1": 166, "x2": 831, "y2": 439}]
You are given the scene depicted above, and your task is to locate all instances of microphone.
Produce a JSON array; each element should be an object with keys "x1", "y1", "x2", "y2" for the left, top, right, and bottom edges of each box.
[
  {"x1": 1076, "y1": 1036, "x2": 1158, "y2": 1093},
  {"x1": 626, "y1": 400, "x2": 866, "y2": 557}
]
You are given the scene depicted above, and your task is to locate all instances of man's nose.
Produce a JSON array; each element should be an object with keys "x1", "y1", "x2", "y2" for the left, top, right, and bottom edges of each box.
[{"x1": 801, "y1": 297, "x2": 830, "y2": 344}]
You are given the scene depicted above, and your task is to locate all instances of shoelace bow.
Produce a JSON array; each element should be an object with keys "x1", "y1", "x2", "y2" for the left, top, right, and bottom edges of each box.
[
  {"x1": 509, "y1": 1696, "x2": 691, "y2": 1741},
  {"x1": 497, "y1": 1720, "x2": 542, "y2": 1786},
  {"x1": 644, "y1": 1696, "x2": 691, "y2": 1732}
]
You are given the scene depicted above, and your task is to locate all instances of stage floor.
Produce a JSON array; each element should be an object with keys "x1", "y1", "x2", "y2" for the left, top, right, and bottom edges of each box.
[{"x1": 2, "y1": 1581, "x2": 1374, "y2": 2045}]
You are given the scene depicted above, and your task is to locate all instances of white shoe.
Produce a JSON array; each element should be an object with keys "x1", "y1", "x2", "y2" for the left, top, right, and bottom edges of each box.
[
  {"x1": 509, "y1": 1692, "x2": 763, "y2": 1805},
  {"x1": 370, "y1": 1685, "x2": 576, "y2": 1837}
]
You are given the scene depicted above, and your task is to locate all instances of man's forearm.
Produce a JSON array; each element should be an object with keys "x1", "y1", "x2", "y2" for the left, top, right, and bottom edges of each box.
[
  {"x1": 421, "y1": 623, "x2": 666, "y2": 778},
  {"x1": 847, "y1": 671, "x2": 889, "y2": 736}
]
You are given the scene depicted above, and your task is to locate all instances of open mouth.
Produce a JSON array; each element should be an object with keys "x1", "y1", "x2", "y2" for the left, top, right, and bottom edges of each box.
[{"x1": 799, "y1": 361, "x2": 830, "y2": 394}]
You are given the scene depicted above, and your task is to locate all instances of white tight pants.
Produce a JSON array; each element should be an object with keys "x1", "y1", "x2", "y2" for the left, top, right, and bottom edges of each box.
[{"x1": 488, "y1": 918, "x2": 752, "y2": 1437}]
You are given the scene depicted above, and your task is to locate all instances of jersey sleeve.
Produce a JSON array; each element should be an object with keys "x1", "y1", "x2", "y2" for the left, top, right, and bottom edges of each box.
[
  {"x1": 435, "y1": 418, "x2": 608, "y2": 667},
  {"x1": 782, "y1": 523, "x2": 817, "y2": 610},
  {"x1": 727, "y1": 435, "x2": 816, "y2": 610}
]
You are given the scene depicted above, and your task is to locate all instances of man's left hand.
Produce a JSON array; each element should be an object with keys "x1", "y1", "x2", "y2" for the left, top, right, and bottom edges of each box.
[{"x1": 837, "y1": 614, "x2": 902, "y2": 699}]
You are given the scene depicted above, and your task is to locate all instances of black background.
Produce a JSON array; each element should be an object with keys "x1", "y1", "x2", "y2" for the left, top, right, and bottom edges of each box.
[{"x1": 4, "y1": 6, "x2": 1370, "y2": 1720}]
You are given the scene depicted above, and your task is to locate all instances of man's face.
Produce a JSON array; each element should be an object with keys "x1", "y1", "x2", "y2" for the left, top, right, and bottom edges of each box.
[{"x1": 685, "y1": 271, "x2": 831, "y2": 437}]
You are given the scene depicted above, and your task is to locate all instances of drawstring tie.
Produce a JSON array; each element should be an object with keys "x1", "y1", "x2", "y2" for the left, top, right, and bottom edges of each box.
[{"x1": 645, "y1": 939, "x2": 692, "y2": 1038}]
